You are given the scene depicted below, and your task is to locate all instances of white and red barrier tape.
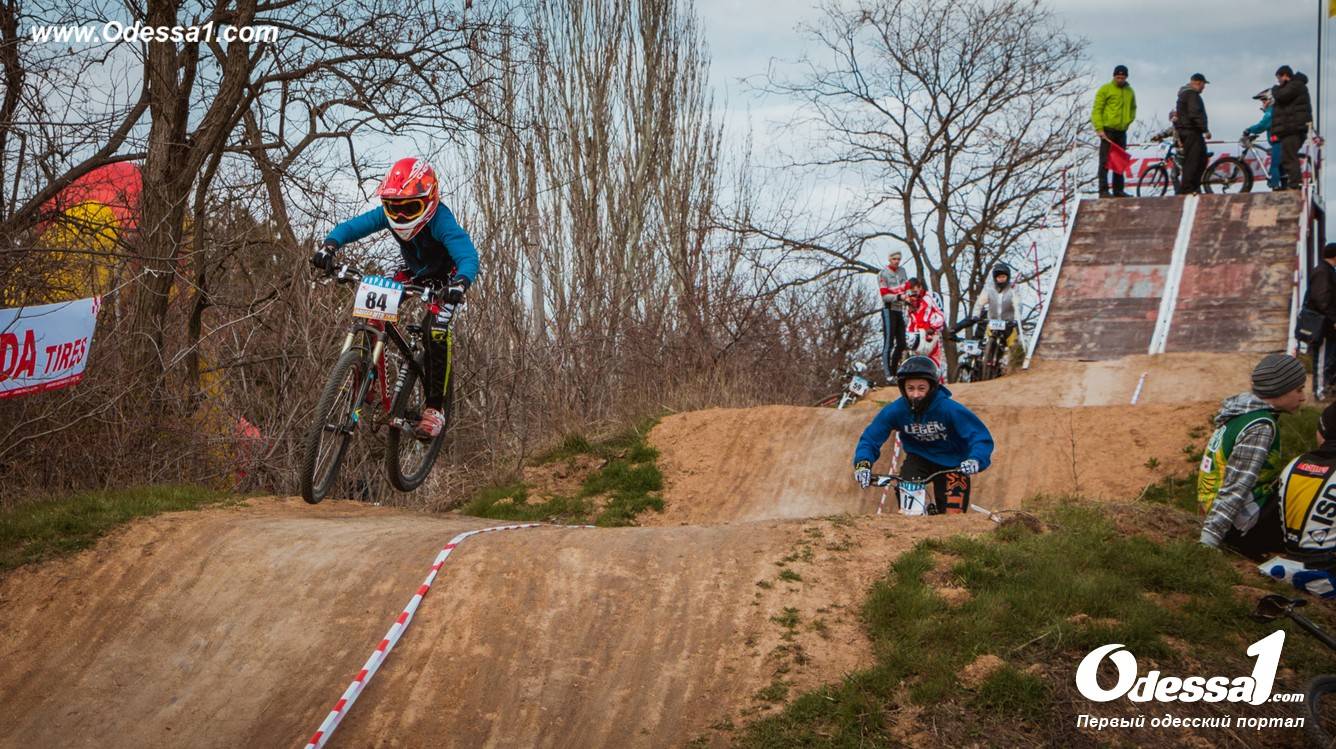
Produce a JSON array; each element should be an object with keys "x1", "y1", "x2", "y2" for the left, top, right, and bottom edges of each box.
[
  {"x1": 876, "y1": 434, "x2": 905, "y2": 516},
  {"x1": 302, "y1": 522, "x2": 586, "y2": 749}
]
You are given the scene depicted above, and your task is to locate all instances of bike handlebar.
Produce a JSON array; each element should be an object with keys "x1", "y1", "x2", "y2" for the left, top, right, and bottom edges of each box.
[
  {"x1": 868, "y1": 468, "x2": 958, "y2": 487},
  {"x1": 329, "y1": 265, "x2": 448, "y2": 304}
]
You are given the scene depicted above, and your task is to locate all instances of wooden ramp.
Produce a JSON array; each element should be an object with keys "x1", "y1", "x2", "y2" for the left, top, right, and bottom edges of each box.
[{"x1": 1034, "y1": 192, "x2": 1303, "y2": 361}]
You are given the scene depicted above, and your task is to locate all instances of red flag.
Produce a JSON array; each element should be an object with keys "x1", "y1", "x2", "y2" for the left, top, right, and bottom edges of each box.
[{"x1": 1106, "y1": 141, "x2": 1132, "y2": 175}]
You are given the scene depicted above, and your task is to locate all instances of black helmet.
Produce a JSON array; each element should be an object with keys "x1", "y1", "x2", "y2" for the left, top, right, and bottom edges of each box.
[
  {"x1": 991, "y1": 262, "x2": 1012, "y2": 289},
  {"x1": 896, "y1": 355, "x2": 940, "y2": 411}
]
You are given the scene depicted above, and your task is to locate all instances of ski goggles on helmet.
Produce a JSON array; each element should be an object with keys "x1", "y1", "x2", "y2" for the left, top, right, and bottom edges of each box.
[{"x1": 382, "y1": 197, "x2": 428, "y2": 222}]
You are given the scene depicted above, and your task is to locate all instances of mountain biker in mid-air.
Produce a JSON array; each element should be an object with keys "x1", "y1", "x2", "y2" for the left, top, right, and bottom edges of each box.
[
  {"x1": 852, "y1": 355, "x2": 995, "y2": 514},
  {"x1": 311, "y1": 157, "x2": 479, "y2": 439}
]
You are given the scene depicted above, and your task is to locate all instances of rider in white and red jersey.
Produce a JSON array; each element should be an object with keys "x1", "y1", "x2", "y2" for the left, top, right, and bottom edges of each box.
[{"x1": 898, "y1": 278, "x2": 946, "y2": 382}]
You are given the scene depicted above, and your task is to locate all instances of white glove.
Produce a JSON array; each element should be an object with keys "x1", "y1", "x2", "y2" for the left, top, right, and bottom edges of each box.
[
  {"x1": 958, "y1": 459, "x2": 980, "y2": 475},
  {"x1": 854, "y1": 460, "x2": 872, "y2": 489}
]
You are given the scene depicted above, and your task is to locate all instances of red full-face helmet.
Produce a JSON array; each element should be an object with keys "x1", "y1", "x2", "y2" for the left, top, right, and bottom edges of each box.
[{"x1": 377, "y1": 157, "x2": 440, "y2": 241}]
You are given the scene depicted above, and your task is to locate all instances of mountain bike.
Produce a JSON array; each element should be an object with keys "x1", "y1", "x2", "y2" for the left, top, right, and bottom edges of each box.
[
  {"x1": 954, "y1": 316, "x2": 1015, "y2": 382},
  {"x1": 816, "y1": 360, "x2": 874, "y2": 409},
  {"x1": 1251, "y1": 594, "x2": 1336, "y2": 747},
  {"x1": 300, "y1": 266, "x2": 457, "y2": 504},
  {"x1": 1136, "y1": 134, "x2": 1252, "y2": 197}
]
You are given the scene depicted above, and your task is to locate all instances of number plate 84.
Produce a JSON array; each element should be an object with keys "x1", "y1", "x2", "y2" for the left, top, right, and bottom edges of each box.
[{"x1": 353, "y1": 275, "x2": 404, "y2": 322}]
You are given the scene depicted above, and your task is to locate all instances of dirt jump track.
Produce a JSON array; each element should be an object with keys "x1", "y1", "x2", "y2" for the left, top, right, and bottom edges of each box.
[{"x1": 0, "y1": 352, "x2": 1261, "y2": 748}]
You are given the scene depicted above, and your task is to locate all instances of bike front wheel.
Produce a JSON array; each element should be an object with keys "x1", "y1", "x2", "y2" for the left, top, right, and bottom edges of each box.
[
  {"x1": 300, "y1": 348, "x2": 368, "y2": 504},
  {"x1": 1137, "y1": 164, "x2": 1171, "y2": 197},
  {"x1": 1306, "y1": 674, "x2": 1336, "y2": 747},
  {"x1": 386, "y1": 354, "x2": 450, "y2": 492},
  {"x1": 1204, "y1": 156, "x2": 1252, "y2": 194}
]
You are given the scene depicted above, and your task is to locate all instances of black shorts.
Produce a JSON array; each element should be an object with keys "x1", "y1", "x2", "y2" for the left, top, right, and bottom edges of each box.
[{"x1": 900, "y1": 453, "x2": 971, "y2": 514}]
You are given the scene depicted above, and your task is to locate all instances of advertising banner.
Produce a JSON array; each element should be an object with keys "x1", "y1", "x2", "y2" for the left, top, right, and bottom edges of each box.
[{"x1": 0, "y1": 296, "x2": 101, "y2": 399}]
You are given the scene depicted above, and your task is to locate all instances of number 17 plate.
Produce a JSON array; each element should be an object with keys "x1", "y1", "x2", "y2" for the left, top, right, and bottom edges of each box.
[{"x1": 353, "y1": 275, "x2": 404, "y2": 322}]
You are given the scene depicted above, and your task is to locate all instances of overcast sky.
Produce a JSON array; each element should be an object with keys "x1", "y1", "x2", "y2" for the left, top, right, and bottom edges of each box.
[{"x1": 699, "y1": 0, "x2": 1325, "y2": 176}]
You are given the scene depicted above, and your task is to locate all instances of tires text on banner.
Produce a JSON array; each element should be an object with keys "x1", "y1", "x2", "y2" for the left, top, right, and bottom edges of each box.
[{"x1": 0, "y1": 296, "x2": 101, "y2": 399}]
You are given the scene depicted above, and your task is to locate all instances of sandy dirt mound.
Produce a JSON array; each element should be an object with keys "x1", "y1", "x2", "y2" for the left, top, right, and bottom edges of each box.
[
  {"x1": 647, "y1": 405, "x2": 889, "y2": 526},
  {"x1": 861, "y1": 352, "x2": 1254, "y2": 409},
  {"x1": 650, "y1": 399, "x2": 1213, "y2": 520},
  {"x1": 968, "y1": 402, "x2": 1214, "y2": 508},
  {"x1": 0, "y1": 497, "x2": 988, "y2": 749}
]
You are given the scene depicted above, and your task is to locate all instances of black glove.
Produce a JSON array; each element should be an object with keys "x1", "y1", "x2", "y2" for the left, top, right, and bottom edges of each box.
[
  {"x1": 441, "y1": 275, "x2": 470, "y2": 304},
  {"x1": 311, "y1": 240, "x2": 337, "y2": 271}
]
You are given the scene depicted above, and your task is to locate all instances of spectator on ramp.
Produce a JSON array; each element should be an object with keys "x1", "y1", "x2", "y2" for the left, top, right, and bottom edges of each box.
[
  {"x1": 1244, "y1": 89, "x2": 1285, "y2": 190},
  {"x1": 878, "y1": 250, "x2": 910, "y2": 385},
  {"x1": 1175, "y1": 73, "x2": 1211, "y2": 194},
  {"x1": 1303, "y1": 242, "x2": 1336, "y2": 399},
  {"x1": 1199, "y1": 354, "x2": 1307, "y2": 555},
  {"x1": 1270, "y1": 65, "x2": 1312, "y2": 191},
  {"x1": 853, "y1": 355, "x2": 994, "y2": 514},
  {"x1": 1092, "y1": 64, "x2": 1136, "y2": 198}
]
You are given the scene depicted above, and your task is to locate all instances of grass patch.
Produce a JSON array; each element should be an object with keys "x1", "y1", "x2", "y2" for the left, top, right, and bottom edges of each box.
[
  {"x1": 459, "y1": 483, "x2": 594, "y2": 524},
  {"x1": 0, "y1": 484, "x2": 232, "y2": 573},
  {"x1": 463, "y1": 419, "x2": 664, "y2": 527},
  {"x1": 736, "y1": 501, "x2": 1336, "y2": 747},
  {"x1": 778, "y1": 568, "x2": 802, "y2": 583}
]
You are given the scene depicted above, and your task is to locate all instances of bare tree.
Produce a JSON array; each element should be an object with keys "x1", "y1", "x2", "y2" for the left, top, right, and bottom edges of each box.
[{"x1": 729, "y1": 0, "x2": 1085, "y2": 347}]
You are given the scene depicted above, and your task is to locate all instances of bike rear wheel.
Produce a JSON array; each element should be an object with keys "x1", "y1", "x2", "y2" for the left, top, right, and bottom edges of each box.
[
  {"x1": 386, "y1": 355, "x2": 450, "y2": 491},
  {"x1": 1306, "y1": 674, "x2": 1336, "y2": 748},
  {"x1": 1137, "y1": 164, "x2": 1170, "y2": 197},
  {"x1": 1204, "y1": 156, "x2": 1252, "y2": 194},
  {"x1": 300, "y1": 348, "x2": 368, "y2": 504}
]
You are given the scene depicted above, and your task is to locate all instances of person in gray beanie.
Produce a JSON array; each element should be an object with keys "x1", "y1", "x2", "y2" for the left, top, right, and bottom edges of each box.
[{"x1": 1198, "y1": 354, "x2": 1308, "y2": 555}]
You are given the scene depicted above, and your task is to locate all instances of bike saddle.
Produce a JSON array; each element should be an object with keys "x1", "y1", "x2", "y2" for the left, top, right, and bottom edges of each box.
[{"x1": 1251, "y1": 593, "x2": 1306, "y2": 622}]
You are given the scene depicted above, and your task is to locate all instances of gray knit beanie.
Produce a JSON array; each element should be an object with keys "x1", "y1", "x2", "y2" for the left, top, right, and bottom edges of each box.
[{"x1": 1251, "y1": 354, "x2": 1306, "y2": 398}]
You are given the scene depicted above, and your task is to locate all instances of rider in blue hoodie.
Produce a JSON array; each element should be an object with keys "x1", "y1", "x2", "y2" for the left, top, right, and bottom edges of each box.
[{"x1": 853, "y1": 356, "x2": 995, "y2": 513}]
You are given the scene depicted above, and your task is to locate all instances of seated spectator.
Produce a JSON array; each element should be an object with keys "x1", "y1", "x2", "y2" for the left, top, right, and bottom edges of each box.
[
  {"x1": 1273, "y1": 402, "x2": 1336, "y2": 569},
  {"x1": 1199, "y1": 354, "x2": 1307, "y2": 557}
]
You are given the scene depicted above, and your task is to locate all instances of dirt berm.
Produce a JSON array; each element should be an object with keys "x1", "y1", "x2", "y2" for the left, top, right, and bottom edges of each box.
[{"x1": 0, "y1": 352, "x2": 1248, "y2": 747}]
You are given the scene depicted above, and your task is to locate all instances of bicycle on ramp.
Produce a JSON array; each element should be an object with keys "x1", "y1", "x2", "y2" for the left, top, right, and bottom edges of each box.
[
  {"x1": 1136, "y1": 133, "x2": 1251, "y2": 196},
  {"x1": 300, "y1": 265, "x2": 457, "y2": 504}
]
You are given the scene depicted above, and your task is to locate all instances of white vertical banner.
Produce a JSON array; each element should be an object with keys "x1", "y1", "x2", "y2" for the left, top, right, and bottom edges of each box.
[{"x1": 0, "y1": 296, "x2": 101, "y2": 399}]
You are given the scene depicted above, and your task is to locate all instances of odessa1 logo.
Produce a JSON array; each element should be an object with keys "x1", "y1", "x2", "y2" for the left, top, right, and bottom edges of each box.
[{"x1": 1075, "y1": 631, "x2": 1283, "y2": 705}]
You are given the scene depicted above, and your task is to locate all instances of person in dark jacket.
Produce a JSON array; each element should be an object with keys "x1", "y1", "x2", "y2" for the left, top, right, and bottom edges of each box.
[
  {"x1": 1270, "y1": 66, "x2": 1313, "y2": 191},
  {"x1": 1175, "y1": 73, "x2": 1211, "y2": 194},
  {"x1": 1306, "y1": 243, "x2": 1336, "y2": 398}
]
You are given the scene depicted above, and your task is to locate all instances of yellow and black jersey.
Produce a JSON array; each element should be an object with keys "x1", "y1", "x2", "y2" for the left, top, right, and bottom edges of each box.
[{"x1": 1277, "y1": 452, "x2": 1336, "y2": 557}]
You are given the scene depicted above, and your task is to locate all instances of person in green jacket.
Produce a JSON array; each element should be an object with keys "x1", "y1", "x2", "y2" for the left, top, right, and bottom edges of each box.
[
  {"x1": 1199, "y1": 354, "x2": 1308, "y2": 558},
  {"x1": 1092, "y1": 64, "x2": 1137, "y2": 198}
]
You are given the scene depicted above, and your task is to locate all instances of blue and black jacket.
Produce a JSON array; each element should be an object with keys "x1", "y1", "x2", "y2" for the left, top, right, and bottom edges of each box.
[
  {"x1": 852, "y1": 385, "x2": 994, "y2": 470},
  {"x1": 325, "y1": 204, "x2": 479, "y2": 284}
]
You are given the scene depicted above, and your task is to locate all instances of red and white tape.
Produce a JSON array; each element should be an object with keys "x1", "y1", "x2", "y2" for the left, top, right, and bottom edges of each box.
[
  {"x1": 302, "y1": 522, "x2": 584, "y2": 749},
  {"x1": 877, "y1": 434, "x2": 905, "y2": 516}
]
